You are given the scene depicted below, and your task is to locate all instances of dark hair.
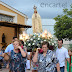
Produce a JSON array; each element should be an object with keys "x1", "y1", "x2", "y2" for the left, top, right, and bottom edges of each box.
[
  {"x1": 42, "y1": 41, "x2": 49, "y2": 48},
  {"x1": 20, "y1": 40, "x2": 24, "y2": 46},
  {"x1": 58, "y1": 38, "x2": 63, "y2": 43},
  {"x1": 13, "y1": 40, "x2": 21, "y2": 46},
  {"x1": 49, "y1": 45, "x2": 54, "y2": 50},
  {"x1": 13, "y1": 36, "x2": 17, "y2": 40}
]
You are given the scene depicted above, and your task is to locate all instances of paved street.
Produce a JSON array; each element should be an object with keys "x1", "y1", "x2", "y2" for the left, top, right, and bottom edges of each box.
[
  {"x1": 0, "y1": 68, "x2": 67, "y2": 72},
  {"x1": 0, "y1": 68, "x2": 31, "y2": 72},
  {"x1": 0, "y1": 68, "x2": 9, "y2": 72}
]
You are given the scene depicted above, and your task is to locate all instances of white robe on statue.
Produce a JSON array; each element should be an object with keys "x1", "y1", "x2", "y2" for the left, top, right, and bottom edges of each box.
[{"x1": 32, "y1": 13, "x2": 43, "y2": 33}]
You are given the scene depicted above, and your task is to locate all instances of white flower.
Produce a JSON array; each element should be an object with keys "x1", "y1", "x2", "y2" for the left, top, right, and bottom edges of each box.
[
  {"x1": 30, "y1": 38, "x2": 33, "y2": 41},
  {"x1": 27, "y1": 40, "x2": 29, "y2": 41},
  {"x1": 51, "y1": 39, "x2": 52, "y2": 41},
  {"x1": 35, "y1": 33, "x2": 37, "y2": 35},
  {"x1": 28, "y1": 43, "x2": 31, "y2": 46},
  {"x1": 32, "y1": 43, "x2": 35, "y2": 45},
  {"x1": 54, "y1": 41, "x2": 57, "y2": 43},
  {"x1": 49, "y1": 42, "x2": 50, "y2": 44},
  {"x1": 24, "y1": 46, "x2": 26, "y2": 48},
  {"x1": 38, "y1": 36, "x2": 40, "y2": 37},
  {"x1": 37, "y1": 44, "x2": 39, "y2": 46},
  {"x1": 36, "y1": 34, "x2": 39, "y2": 35},
  {"x1": 55, "y1": 44, "x2": 57, "y2": 47},
  {"x1": 41, "y1": 41, "x2": 43, "y2": 43},
  {"x1": 44, "y1": 40, "x2": 46, "y2": 41},
  {"x1": 33, "y1": 36, "x2": 35, "y2": 38},
  {"x1": 34, "y1": 40, "x2": 36, "y2": 42},
  {"x1": 24, "y1": 42, "x2": 26, "y2": 45},
  {"x1": 38, "y1": 38, "x2": 40, "y2": 40},
  {"x1": 52, "y1": 43, "x2": 54, "y2": 45}
]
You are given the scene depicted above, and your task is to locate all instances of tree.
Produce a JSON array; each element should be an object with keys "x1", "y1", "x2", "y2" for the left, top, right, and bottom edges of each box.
[{"x1": 54, "y1": 5, "x2": 72, "y2": 40}]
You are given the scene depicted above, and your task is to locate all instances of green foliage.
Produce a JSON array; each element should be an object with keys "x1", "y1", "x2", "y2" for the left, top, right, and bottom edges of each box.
[
  {"x1": 54, "y1": 5, "x2": 72, "y2": 40},
  {"x1": 68, "y1": 44, "x2": 72, "y2": 51}
]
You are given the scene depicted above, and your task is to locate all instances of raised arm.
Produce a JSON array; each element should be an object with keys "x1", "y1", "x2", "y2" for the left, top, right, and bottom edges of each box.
[
  {"x1": 4, "y1": 53, "x2": 10, "y2": 61},
  {"x1": 65, "y1": 49, "x2": 70, "y2": 63},
  {"x1": 33, "y1": 48, "x2": 40, "y2": 62},
  {"x1": 18, "y1": 46, "x2": 26, "y2": 57},
  {"x1": 24, "y1": 48, "x2": 30, "y2": 60}
]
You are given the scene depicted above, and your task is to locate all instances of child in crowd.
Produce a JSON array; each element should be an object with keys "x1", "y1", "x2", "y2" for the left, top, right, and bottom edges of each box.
[{"x1": 0, "y1": 47, "x2": 4, "y2": 71}]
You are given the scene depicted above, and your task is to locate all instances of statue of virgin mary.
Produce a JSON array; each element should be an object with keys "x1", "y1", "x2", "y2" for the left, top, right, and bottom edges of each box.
[{"x1": 32, "y1": 6, "x2": 43, "y2": 33}]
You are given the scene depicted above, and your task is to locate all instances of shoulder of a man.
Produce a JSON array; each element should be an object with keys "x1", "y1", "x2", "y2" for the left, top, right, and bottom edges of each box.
[
  {"x1": 7, "y1": 43, "x2": 13, "y2": 47},
  {"x1": 62, "y1": 47, "x2": 68, "y2": 51},
  {"x1": 56, "y1": 47, "x2": 58, "y2": 51},
  {"x1": 8, "y1": 43, "x2": 13, "y2": 46},
  {"x1": 5, "y1": 44, "x2": 13, "y2": 52},
  {"x1": 56, "y1": 46, "x2": 67, "y2": 50},
  {"x1": 62, "y1": 47, "x2": 69, "y2": 58}
]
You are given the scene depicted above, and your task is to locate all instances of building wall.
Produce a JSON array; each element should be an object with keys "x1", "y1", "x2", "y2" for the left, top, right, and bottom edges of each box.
[
  {"x1": 0, "y1": 4, "x2": 25, "y2": 25},
  {"x1": 0, "y1": 4, "x2": 26, "y2": 47},
  {"x1": 0, "y1": 26, "x2": 15, "y2": 48}
]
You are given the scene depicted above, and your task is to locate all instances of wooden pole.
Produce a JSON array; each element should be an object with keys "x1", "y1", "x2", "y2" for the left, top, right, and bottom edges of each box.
[
  {"x1": 15, "y1": 27, "x2": 17, "y2": 37},
  {"x1": 15, "y1": 26, "x2": 19, "y2": 39}
]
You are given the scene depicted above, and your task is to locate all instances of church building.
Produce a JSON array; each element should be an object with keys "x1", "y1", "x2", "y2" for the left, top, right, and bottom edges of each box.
[{"x1": 0, "y1": 1, "x2": 31, "y2": 48}]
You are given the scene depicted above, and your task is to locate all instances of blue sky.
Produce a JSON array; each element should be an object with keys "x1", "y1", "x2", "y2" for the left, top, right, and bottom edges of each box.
[{"x1": 0, "y1": 0, "x2": 72, "y2": 19}]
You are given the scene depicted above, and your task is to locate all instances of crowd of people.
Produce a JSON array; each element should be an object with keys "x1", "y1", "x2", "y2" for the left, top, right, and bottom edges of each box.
[{"x1": 0, "y1": 36, "x2": 72, "y2": 72}]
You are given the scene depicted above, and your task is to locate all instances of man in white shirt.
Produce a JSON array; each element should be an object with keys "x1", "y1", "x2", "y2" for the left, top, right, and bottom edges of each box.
[
  {"x1": 5, "y1": 36, "x2": 18, "y2": 53},
  {"x1": 55, "y1": 39, "x2": 70, "y2": 72}
]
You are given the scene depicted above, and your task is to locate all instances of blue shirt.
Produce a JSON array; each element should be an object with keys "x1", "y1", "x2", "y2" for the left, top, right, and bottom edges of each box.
[
  {"x1": 5, "y1": 43, "x2": 14, "y2": 53},
  {"x1": 0, "y1": 51, "x2": 3, "y2": 59}
]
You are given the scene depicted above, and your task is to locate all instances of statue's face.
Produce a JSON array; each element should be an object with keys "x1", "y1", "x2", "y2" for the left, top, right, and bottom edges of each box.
[{"x1": 34, "y1": 11, "x2": 37, "y2": 13}]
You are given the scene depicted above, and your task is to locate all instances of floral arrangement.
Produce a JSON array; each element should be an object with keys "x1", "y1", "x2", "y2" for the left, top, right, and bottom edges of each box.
[{"x1": 24, "y1": 33, "x2": 57, "y2": 52}]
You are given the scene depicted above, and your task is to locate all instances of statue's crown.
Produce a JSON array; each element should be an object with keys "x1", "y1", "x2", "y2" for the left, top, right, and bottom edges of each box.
[{"x1": 33, "y1": 5, "x2": 37, "y2": 13}]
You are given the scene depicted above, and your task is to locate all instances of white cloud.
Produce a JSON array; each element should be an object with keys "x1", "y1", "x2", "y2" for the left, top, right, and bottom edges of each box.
[{"x1": 0, "y1": 0, "x2": 72, "y2": 18}]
